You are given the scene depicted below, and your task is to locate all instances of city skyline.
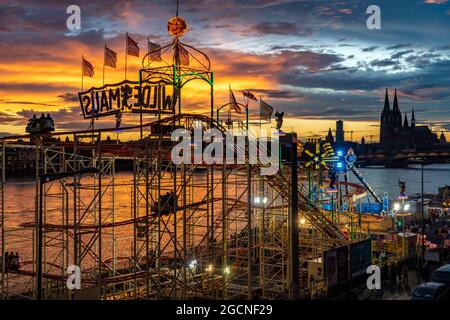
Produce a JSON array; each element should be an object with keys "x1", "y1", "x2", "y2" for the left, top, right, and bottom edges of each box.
[{"x1": 1, "y1": 0, "x2": 450, "y2": 141}]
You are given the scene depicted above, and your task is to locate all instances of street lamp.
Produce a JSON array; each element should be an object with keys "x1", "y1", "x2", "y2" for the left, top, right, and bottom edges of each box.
[
  {"x1": 37, "y1": 166, "x2": 99, "y2": 300},
  {"x1": 420, "y1": 160, "x2": 430, "y2": 269},
  {"x1": 392, "y1": 200, "x2": 410, "y2": 259}
]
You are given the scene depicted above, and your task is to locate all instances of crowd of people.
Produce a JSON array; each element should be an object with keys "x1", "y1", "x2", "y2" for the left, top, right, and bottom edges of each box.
[
  {"x1": 25, "y1": 113, "x2": 55, "y2": 133},
  {"x1": 0, "y1": 251, "x2": 21, "y2": 273}
]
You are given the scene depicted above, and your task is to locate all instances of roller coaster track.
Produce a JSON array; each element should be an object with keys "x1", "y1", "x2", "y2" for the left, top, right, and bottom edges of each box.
[
  {"x1": 232, "y1": 126, "x2": 347, "y2": 243},
  {"x1": 19, "y1": 198, "x2": 248, "y2": 231},
  {"x1": 265, "y1": 173, "x2": 346, "y2": 242}
]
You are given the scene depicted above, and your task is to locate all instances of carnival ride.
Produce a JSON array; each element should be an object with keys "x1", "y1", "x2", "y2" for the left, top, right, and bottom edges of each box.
[{"x1": 0, "y1": 14, "x2": 391, "y2": 301}]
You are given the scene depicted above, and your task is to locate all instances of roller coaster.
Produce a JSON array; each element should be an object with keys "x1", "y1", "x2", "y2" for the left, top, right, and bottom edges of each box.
[
  {"x1": 0, "y1": 112, "x2": 390, "y2": 300},
  {"x1": 0, "y1": 16, "x2": 391, "y2": 300}
]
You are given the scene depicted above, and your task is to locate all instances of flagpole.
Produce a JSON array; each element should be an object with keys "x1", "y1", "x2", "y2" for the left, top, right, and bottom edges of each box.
[
  {"x1": 125, "y1": 32, "x2": 128, "y2": 80},
  {"x1": 81, "y1": 55, "x2": 84, "y2": 92},
  {"x1": 243, "y1": 94, "x2": 249, "y2": 131},
  {"x1": 246, "y1": 101, "x2": 249, "y2": 132},
  {"x1": 259, "y1": 96, "x2": 262, "y2": 129},
  {"x1": 147, "y1": 36, "x2": 150, "y2": 66},
  {"x1": 103, "y1": 44, "x2": 106, "y2": 85}
]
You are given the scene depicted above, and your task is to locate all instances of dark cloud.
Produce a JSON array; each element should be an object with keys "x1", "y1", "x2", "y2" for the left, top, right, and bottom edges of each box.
[
  {"x1": 370, "y1": 59, "x2": 398, "y2": 68},
  {"x1": 362, "y1": 46, "x2": 378, "y2": 52},
  {"x1": 58, "y1": 93, "x2": 79, "y2": 102},
  {"x1": 3, "y1": 101, "x2": 56, "y2": 107},
  {"x1": 279, "y1": 68, "x2": 400, "y2": 91},
  {"x1": 386, "y1": 44, "x2": 413, "y2": 50},
  {"x1": 247, "y1": 22, "x2": 312, "y2": 36},
  {"x1": 391, "y1": 50, "x2": 414, "y2": 59},
  {"x1": 270, "y1": 44, "x2": 307, "y2": 51},
  {"x1": 243, "y1": 88, "x2": 303, "y2": 99}
]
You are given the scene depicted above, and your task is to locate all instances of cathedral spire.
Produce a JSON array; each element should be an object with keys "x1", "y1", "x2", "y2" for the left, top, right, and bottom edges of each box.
[
  {"x1": 403, "y1": 112, "x2": 409, "y2": 128},
  {"x1": 326, "y1": 127, "x2": 334, "y2": 143},
  {"x1": 383, "y1": 88, "x2": 390, "y2": 112},
  {"x1": 411, "y1": 108, "x2": 415, "y2": 128},
  {"x1": 393, "y1": 88, "x2": 399, "y2": 112}
]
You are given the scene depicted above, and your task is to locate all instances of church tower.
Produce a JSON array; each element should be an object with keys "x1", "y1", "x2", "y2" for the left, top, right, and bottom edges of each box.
[
  {"x1": 392, "y1": 89, "x2": 402, "y2": 132},
  {"x1": 403, "y1": 112, "x2": 409, "y2": 129},
  {"x1": 411, "y1": 108, "x2": 415, "y2": 129},
  {"x1": 325, "y1": 127, "x2": 334, "y2": 144},
  {"x1": 380, "y1": 88, "x2": 390, "y2": 143}
]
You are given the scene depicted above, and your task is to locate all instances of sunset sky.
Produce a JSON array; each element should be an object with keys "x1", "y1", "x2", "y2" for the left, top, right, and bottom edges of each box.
[{"x1": 1, "y1": 0, "x2": 450, "y2": 141}]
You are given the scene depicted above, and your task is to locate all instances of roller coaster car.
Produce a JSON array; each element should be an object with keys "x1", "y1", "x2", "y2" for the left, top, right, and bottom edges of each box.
[
  {"x1": 151, "y1": 192, "x2": 178, "y2": 215},
  {"x1": 25, "y1": 114, "x2": 55, "y2": 135}
]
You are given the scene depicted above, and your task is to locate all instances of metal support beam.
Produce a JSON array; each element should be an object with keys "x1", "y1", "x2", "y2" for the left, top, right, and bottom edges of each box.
[{"x1": 289, "y1": 135, "x2": 300, "y2": 299}]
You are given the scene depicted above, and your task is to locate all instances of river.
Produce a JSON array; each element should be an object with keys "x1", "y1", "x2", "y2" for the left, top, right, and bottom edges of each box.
[{"x1": 354, "y1": 163, "x2": 450, "y2": 200}]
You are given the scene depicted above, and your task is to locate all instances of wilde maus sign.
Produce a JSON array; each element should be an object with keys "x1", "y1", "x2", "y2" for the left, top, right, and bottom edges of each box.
[{"x1": 78, "y1": 80, "x2": 178, "y2": 119}]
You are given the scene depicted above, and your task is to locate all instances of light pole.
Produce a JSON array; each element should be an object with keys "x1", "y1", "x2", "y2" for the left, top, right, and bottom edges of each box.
[
  {"x1": 37, "y1": 166, "x2": 99, "y2": 300},
  {"x1": 420, "y1": 161, "x2": 429, "y2": 269},
  {"x1": 393, "y1": 201, "x2": 410, "y2": 259}
]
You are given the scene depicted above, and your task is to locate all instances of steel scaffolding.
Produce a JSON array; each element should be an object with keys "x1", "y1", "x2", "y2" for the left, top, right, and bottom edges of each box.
[{"x1": 0, "y1": 29, "x2": 387, "y2": 299}]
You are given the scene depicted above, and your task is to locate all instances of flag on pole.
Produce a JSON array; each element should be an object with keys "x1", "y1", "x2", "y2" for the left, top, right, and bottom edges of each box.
[
  {"x1": 178, "y1": 44, "x2": 189, "y2": 66},
  {"x1": 148, "y1": 40, "x2": 162, "y2": 61},
  {"x1": 82, "y1": 57, "x2": 94, "y2": 77},
  {"x1": 127, "y1": 34, "x2": 140, "y2": 57},
  {"x1": 104, "y1": 46, "x2": 117, "y2": 68},
  {"x1": 229, "y1": 86, "x2": 241, "y2": 114},
  {"x1": 242, "y1": 91, "x2": 257, "y2": 101},
  {"x1": 260, "y1": 99, "x2": 274, "y2": 121}
]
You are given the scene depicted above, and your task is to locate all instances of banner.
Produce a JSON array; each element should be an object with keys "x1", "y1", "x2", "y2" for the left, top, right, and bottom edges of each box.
[
  {"x1": 350, "y1": 239, "x2": 372, "y2": 277},
  {"x1": 78, "y1": 80, "x2": 178, "y2": 118},
  {"x1": 324, "y1": 245, "x2": 349, "y2": 287}
]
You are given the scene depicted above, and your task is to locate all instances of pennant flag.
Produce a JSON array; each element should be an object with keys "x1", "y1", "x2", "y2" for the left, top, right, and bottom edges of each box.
[
  {"x1": 82, "y1": 57, "x2": 94, "y2": 77},
  {"x1": 260, "y1": 99, "x2": 274, "y2": 121},
  {"x1": 127, "y1": 34, "x2": 140, "y2": 57},
  {"x1": 104, "y1": 46, "x2": 117, "y2": 68},
  {"x1": 178, "y1": 44, "x2": 189, "y2": 66},
  {"x1": 148, "y1": 40, "x2": 162, "y2": 61},
  {"x1": 229, "y1": 86, "x2": 241, "y2": 114},
  {"x1": 243, "y1": 91, "x2": 257, "y2": 101}
]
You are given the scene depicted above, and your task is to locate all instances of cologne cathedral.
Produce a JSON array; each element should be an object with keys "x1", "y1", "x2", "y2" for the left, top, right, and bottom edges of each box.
[{"x1": 379, "y1": 89, "x2": 441, "y2": 149}]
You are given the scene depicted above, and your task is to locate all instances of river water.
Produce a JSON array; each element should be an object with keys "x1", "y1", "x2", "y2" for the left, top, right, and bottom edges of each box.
[
  {"x1": 354, "y1": 163, "x2": 450, "y2": 200},
  {"x1": 3, "y1": 164, "x2": 449, "y2": 227}
]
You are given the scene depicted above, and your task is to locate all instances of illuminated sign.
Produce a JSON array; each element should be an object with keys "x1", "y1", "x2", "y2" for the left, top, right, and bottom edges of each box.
[{"x1": 78, "y1": 80, "x2": 178, "y2": 119}]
